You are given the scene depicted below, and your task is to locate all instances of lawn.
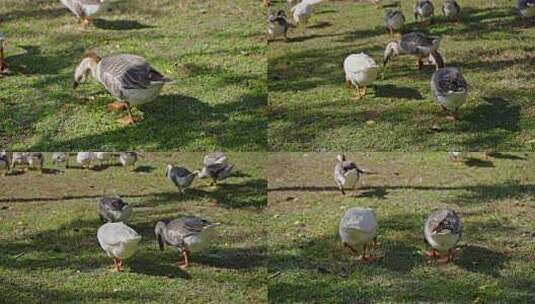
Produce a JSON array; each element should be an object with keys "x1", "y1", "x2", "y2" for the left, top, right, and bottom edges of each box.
[
  {"x1": 268, "y1": 0, "x2": 535, "y2": 151},
  {"x1": 0, "y1": 0, "x2": 266, "y2": 151},
  {"x1": 0, "y1": 152, "x2": 267, "y2": 303},
  {"x1": 268, "y1": 152, "x2": 535, "y2": 303}
]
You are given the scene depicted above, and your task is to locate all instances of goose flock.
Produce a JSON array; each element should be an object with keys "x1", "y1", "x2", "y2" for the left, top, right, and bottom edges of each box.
[
  {"x1": 332, "y1": 153, "x2": 466, "y2": 263},
  {"x1": 266, "y1": 0, "x2": 533, "y2": 123},
  {"x1": 0, "y1": 152, "x2": 234, "y2": 271}
]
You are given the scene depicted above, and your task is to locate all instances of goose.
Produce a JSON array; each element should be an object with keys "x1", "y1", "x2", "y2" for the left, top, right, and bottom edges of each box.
[
  {"x1": 431, "y1": 67, "x2": 468, "y2": 121},
  {"x1": 166, "y1": 165, "x2": 199, "y2": 194},
  {"x1": 60, "y1": 0, "x2": 107, "y2": 28},
  {"x1": 95, "y1": 152, "x2": 114, "y2": 167},
  {"x1": 73, "y1": 51, "x2": 173, "y2": 125},
  {"x1": 27, "y1": 153, "x2": 44, "y2": 174},
  {"x1": 424, "y1": 208, "x2": 462, "y2": 263},
  {"x1": 339, "y1": 208, "x2": 378, "y2": 261},
  {"x1": 199, "y1": 162, "x2": 234, "y2": 186},
  {"x1": 203, "y1": 152, "x2": 228, "y2": 166},
  {"x1": 518, "y1": 0, "x2": 535, "y2": 18},
  {"x1": 11, "y1": 152, "x2": 30, "y2": 171},
  {"x1": 414, "y1": 0, "x2": 434, "y2": 23},
  {"x1": 99, "y1": 196, "x2": 132, "y2": 223},
  {"x1": 268, "y1": 9, "x2": 291, "y2": 42},
  {"x1": 97, "y1": 222, "x2": 141, "y2": 272},
  {"x1": 119, "y1": 152, "x2": 138, "y2": 171},
  {"x1": 290, "y1": 0, "x2": 323, "y2": 35},
  {"x1": 155, "y1": 216, "x2": 220, "y2": 269},
  {"x1": 384, "y1": 9, "x2": 405, "y2": 36},
  {"x1": 442, "y1": 0, "x2": 461, "y2": 22},
  {"x1": 384, "y1": 32, "x2": 444, "y2": 70},
  {"x1": 448, "y1": 151, "x2": 466, "y2": 164},
  {"x1": 77, "y1": 152, "x2": 95, "y2": 169},
  {"x1": 334, "y1": 154, "x2": 364, "y2": 195},
  {"x1": 343, "y1": 53, "x2": 379, "y2": 100},
  {"x1": 52, "y1": 152, "x2": 70, "y2": 168},
  {"x1": 0, "y1": 31, "x2": 8, "y2": 74},
  {"x1": 0, "y1": 152, "x2": 11, "y2": 176}
]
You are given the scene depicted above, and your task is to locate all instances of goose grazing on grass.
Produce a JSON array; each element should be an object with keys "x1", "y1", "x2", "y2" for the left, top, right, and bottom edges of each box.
[
  {"x1": 0, "y1": 32, "x2": 9, "y2": 74},
  {"x1": 119, "y1": 152, "x2": 138, "y2": 171},
  {"x1": 431, "y1": 67, "x2": 468, "y2": 121},
  {"x1": 268, "y1": 9, "x2": 291, "y2": 42},
  {"x1": 99, "y1": 196, "x2": 132, "y2": 223},
  {"x1": 27, "y1": 153, "x2": 44, "y2": 174},
  {"x1": 448, "y1": 151, "x2": 466, "y2": 164},
  {"x1": 290, "y1": 0, "x2": 323, "y2": 35},
  {"x1": 97, "y1": 222, "x2": 141, "y2": 272},
  {"x1": 414, "y1": 0, "x2": 434, "y2": 23},
  {"x1": 518, "y1": 0, "x2": 535, "y2": 18},
  {"x1": 384, "y1": 9, "x2": 405, "y2": 36},
  {"x1": 73, "y1": 51, "x2": 173, "y2": 125},
  {"x1": 424, "y1": 208, "x2": 462, "y2": 263},
  {"x1": 442, "y1": 0, "x2": 461, "y2": 22},
  {"x1": 60, "y1": 0, "x2": 106, "y2": 28},
  {"x1": 52, "y1": 152, "x2": 70, "y2": 168},
  {"x1": 343, "y1": 53, "x2": 379, "y2": 100},
  {"x1": 155, "y1": 216, "x2": 220, "y2": 269},
  {"x1": 199, "y1": 159, "x2": 234, "y2": 186},
  {"x1": 384, "y1": 32, "x2": 444, "y2": 70},
  {"x1": 339, "y1": 208, "x2": 378, "y2": 261},
  {"x1": 77, "y1": 152, "x2": 95, "y2": 169},
  {"x1": 11, "y1": 152, "x2": 30, "y2": 171},
  {"x1": 166, "y1": 165, "x2": 200, "y2": 194},
  {"x1": 203, "y1": 152, "x2": 228, "y2": 166},
  {"x1": 334, "y1": 154, "x2": 364, "y2": 195}
]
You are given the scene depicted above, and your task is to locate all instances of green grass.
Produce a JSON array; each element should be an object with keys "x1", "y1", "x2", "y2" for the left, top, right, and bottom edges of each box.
[
  {"x1": 267, "y1": 152, "x2": 535, "y2": 303},
  {"x1": 0, "y1": 0, "x2": 266, "y2": 151},
  {"x1": 0, "y1": 152, "x2": 267, "y2": 303},
  {"x1": 268, "y1": 0, "x2": 535, "y2": 151}
]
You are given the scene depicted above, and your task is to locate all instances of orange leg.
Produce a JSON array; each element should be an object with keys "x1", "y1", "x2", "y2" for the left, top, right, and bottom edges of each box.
[
  {"x1": 112, "y1": 258, "x2": 120, "y2": 272},
  {"x1": 425, "y1": 248, "x2": 438, "y2": 258},
  {"x1": 179, "y1": 250, "x2": 190, "y2": 269},
  {"x1": 107, "y1": 101, "x2": 129, "y2": 112},
  {"x1": 343, "y1": 242, "x2": 359, "y2": 256}
]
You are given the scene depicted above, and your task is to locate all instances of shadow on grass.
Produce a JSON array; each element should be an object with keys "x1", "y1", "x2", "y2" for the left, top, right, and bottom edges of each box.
[
  {"x1": 129, "y1": 251, "x2": 192, "y2": 279},
  {"x1": 455, "y1": 245, "x2": 508, "y2": 278},
  {"x1": 374, "y1": 84, "x2": 424, "y2": 100},
  {"x1": 463, "y1": 157, "x2": 494, "y2": 168},
  {"x1": 134, "y1": 165, "x2": 155, "y2": 173},
  {"x1": 93, "y1": 19, "x2": 154, "y2": 30}
]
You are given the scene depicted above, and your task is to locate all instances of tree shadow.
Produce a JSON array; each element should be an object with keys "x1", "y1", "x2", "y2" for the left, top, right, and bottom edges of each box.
[
  {"x1": 463, "y1": 157, "x2": 494, "y2": 168},
  {"x1": 455, "y1": 245, "x2": 508, "y2": 278},
  {"x1": 460, "y1": 97, "x2": 521, "y2": 133},
  {"x1": 93, "y1": 19, "x2": 154, "y2": 30},
  {"x1": 487, "y1": 152, "x2": 528, "y2": 160},
  {"x1": 307, "y1": 21, "x2": 332, "y2": 29}
]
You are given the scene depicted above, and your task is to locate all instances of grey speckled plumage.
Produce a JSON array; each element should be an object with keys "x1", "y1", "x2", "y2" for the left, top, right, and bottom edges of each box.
[
  {"x1": 518, "y1": 0, "x2": 535, "y2": 17},
  {"x1": 52, "y1": 152, "x2": 70, "y2": 167},
  {"x1": 424, "y1": 208, "x2": 462, "y2": 262},
  {"x1": 268, "y1": 9, "x2": 290, "y2": 41},
  {"x1": 431, "y1": 67, "x2": 468, "y2": 116},
  {"x1": 414, "y1": 0, "x2": 434, "y2": 21},
  {"x1": 334, "y1": 154, "x2": 364, "y2": 195},
  {"x1": 99, "y1": 196, "x2": 132, "y2": 223},
  {"x1": 166, "y1": 165, "x2": 199, "y2": 193},
  {"x1": 155, "y1": 216, "x2": 219, "y2": 268},
  {"x1": 442, "y1": 0, "x2": 461, "y2": 20},
  {"x1": 203, "y1": 152, "x2": 228, "y2": 166},
  {"x1": 400, "y1": 32, "x2": 441, "y2": 56},
  {"x1": 384, "y1": 9, "x2": 405, "y2": 33},
  {"x1": 119, "y1": 152, "x2": 138, "y2": 170},
  {"x1": 0, "y1": 152, "x2": 11, "y2": 175},
  {"x1": 199, "y1": 153, "x2": 233, "y2": 184}
]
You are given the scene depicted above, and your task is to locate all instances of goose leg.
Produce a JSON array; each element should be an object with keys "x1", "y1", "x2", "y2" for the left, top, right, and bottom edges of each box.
[
  {"x1": 107, "y1": 102, "x2": 129, "y2": 112},
  {"x1": 351, "y1": 85, "x2": 362, "y2": 100},
  {"x1": 361, "y1": 86, "x2": 368, "y2": 98},
  {"x1": 345, "y1": 79, "x2": 352, "y2": 89},
  {"x1": 339, "y1": 186, "x2": 345, "y2": 195},
  {"x1": 179, "y1": 250, "x2": 190, "y2": 269},
  {"x1": 112, "y1": 258, "x2": 120, "y2": 272},
  {"x1": 425, "y1": 248, "x2": 438, "y2": 259},
  {"x1": 343, "y1": 242, "x2": 359, "y2": 256},
  {"x1": 117, "y1": 104, "x2": 139, "y2": 125},
  {"x1": 0, "y1": 46, "x2": 8, "y2": 74},
  {"x1": 417, "y1": 58, "x2": 424, "y2": 70}
]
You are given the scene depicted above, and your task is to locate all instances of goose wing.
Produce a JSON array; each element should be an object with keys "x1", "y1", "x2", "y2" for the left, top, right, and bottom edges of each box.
[{"x1": 432, "y1": 67, "x2": 467, "y2": 95}]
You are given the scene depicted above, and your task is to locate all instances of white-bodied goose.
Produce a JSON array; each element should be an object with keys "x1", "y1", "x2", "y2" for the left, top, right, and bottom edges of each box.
[
  {"x1": 334, "y1": 154, "x2": 364, "y2": 195},
  {"x1": 518, "y1": 0, "x2": 535, "y2": 18},
  {"x1": 448, "y1": 151, "x2": 466, "y2": 164},
  {"x1": 268, "y1": 9, "x2": 291, "y2": 42},
  {"x1": 52, "y1": 152, "x2": 70, "y2": 168},
  {"x1": 166, "y1": 165, "x2": 200, "y2": 194},
  {"x1": 99, "y1": 196, "x2": 132, "y2": 223},
  {"x1": 97, "y1": 222, "x2": 141, "y2": 272},
  {"x1": 73, "y1": 52, "x2": 173, "y2": 124},
  {"x1": 384, "y1": 9, "x2": 405, "y2": 36},
  {"x1": 155, "y1": 216, "x2": 220, "y2": 269},
  {"x1": 11, "y1": 152, "x2": 29, "y2": 171},
  {"x1": 442, "y1": 0, "x2": 461, "y2": 22},
  {"x1": 204, "y1": 152, "x2": 228, "y2": 166},
  {"x1": 60, "y1": 0, "x2": 106, "y2": 28},
  {"x1": 0, "y1": 32, "x2": 8, "y2": 74},
  {"x1": 76, "y1": 152, "x2": 95, "y2": 169},
  {"x1": 339, "y1": 208, "x2": 378, "y2": 261},
  {"x1": 431, "y1": 67, "x2": 468, "y2": 121},
  {"x1": 27, "y1": 153, "x2": 44, "y2": 174},
  {"x1": 290, "y1": 0, "x2": 323, "y2": 35},
  {"x1": 119, "y1": 152, "x2": 138, "y2": 171},
  {"x1": 343, "y1": 53, "x2": 379, "y2": 100},
  {"x1": 384, "y1": 32, "x2": 444, "y2": 70},
  {"x1": 424, "y1": 208, "x2": 462, "y2": 263},
  {"x1": 414, "y1": 0, "x2": 434, "y2": 23}
]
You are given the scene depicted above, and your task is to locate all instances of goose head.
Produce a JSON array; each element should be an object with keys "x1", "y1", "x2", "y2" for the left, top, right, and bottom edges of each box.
[
  {"x1": 73, "y1": 51, "x2": 101, "y2": 89},
  {"x1": 384, "y1": 42, "x2": 401, "y2": 66}
]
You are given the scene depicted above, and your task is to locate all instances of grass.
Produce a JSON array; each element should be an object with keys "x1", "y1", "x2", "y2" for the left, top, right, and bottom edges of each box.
[
  {"x1": 267, "y1": 152, "x2": 535, "y2": 303},
  {"x1": 268, "y1": 0, "x2": 535, "y2": 151},
  {"x1": 0, "y1": 152, "x2": 267, "y2": 303},
  {"x1": 0, "y1": 0, "x2": 266, "y2": 151}
]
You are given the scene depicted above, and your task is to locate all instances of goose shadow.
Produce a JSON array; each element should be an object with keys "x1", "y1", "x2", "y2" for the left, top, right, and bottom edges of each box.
[
  {"x1": 374, "y1": 84, "x2": 424, "y2": 100},
  {"x1": 93, "y1": 19, "x2": 154, "y2": 30},
  {"x1": 195, "y1": 247, "x2": 266, "y2": 269},
  {"x1": 463, "y1": 157, "x2": 494, "y2": 168},
  {"x1": 487, "y1": 152, "x2": 528, "y2": 160},
  {"x1": 129, "y1": 251, "x2": 192, "y2": 279},
  {"x1": 454, "y1": 245, "x2": 508, "y2": 278},
  {"x1": 134, "y1": 165, "x2": 155, "y2": 173}
]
